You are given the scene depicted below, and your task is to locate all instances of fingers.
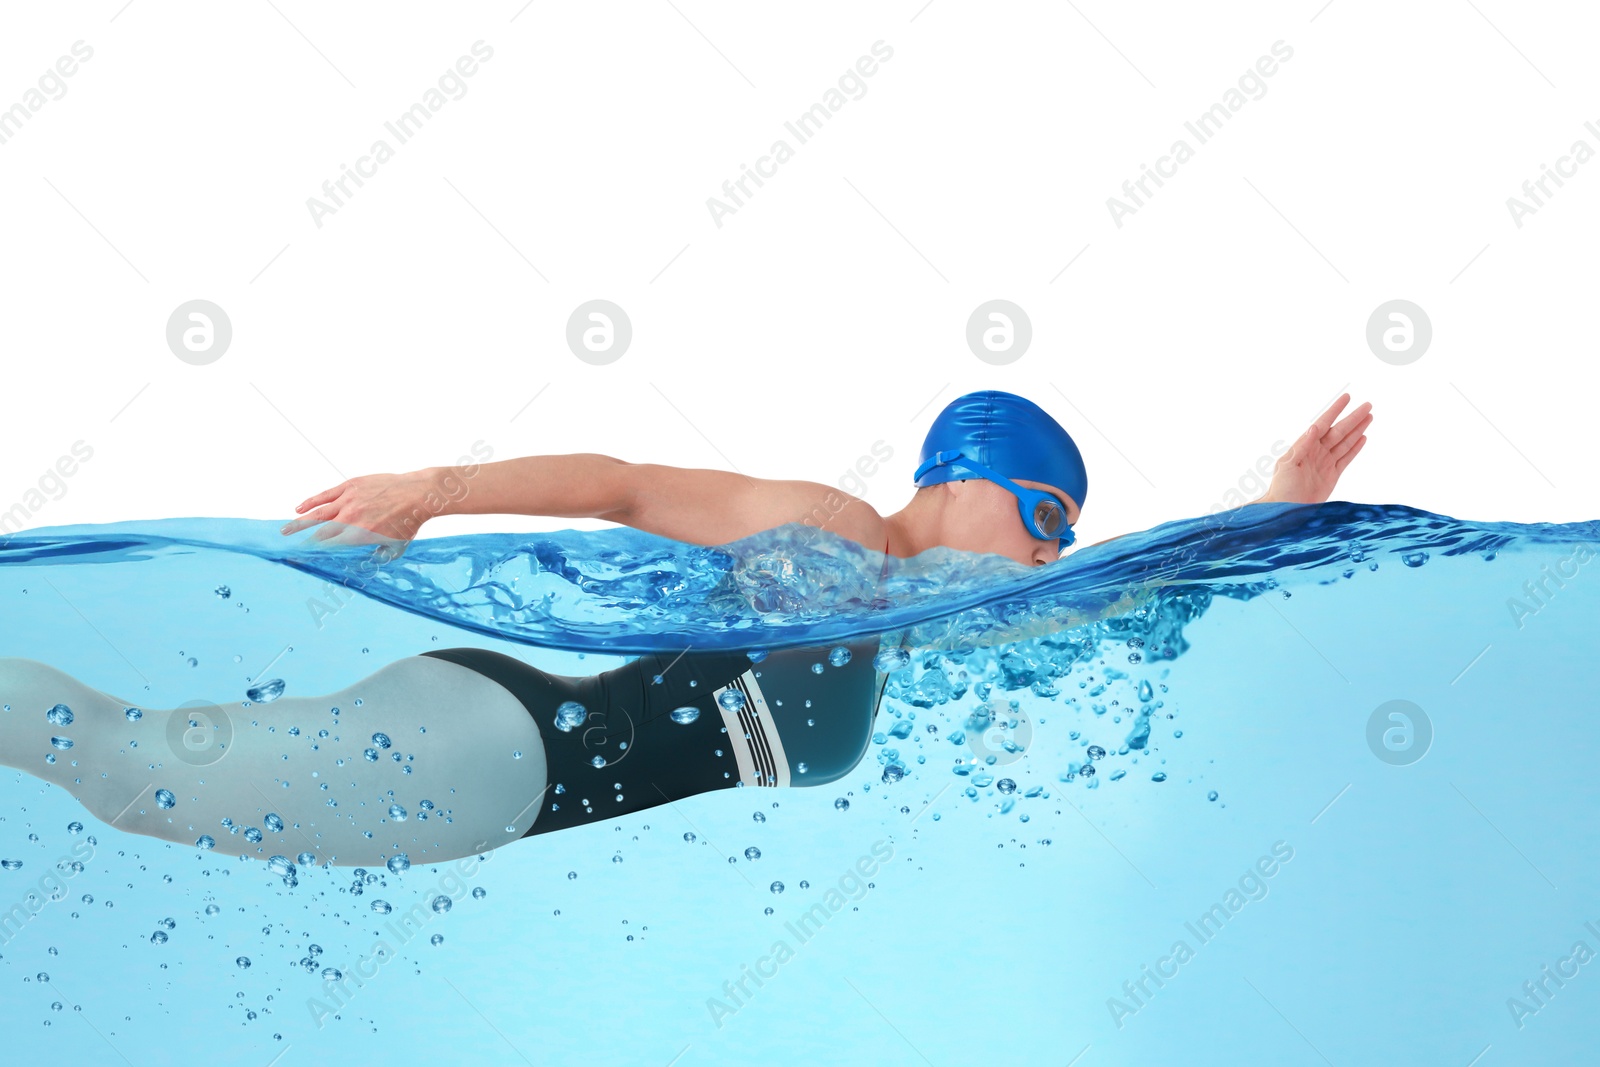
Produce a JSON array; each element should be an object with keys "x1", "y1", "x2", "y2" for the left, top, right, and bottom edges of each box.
[
  {"x1": 1325, "y1": 409, "x2": 1373, "y2": 451},
  {"x1": 1333, "y1": 435, "x2": 1367, "y2": 474},
  {"x1": 1289, "y1": 393, "x2": 1351, "y2": 453},
  {"x1": 306, "y1": 520, "x2": 404, "y2": 552},
  {"x1": 1310, "y1": 393, "x2": 1351, "y2": 438},
  {"x1": 1329, "y1": 424, "x2": 1366, "y2": 460},
  {"x1": 1324, "y1": 404, "x2": 1372, "y2": 447},
  {"x1": 319, "y1": 527, "x2": 374, "y2": 549},
  {"x1": 280, "y1": 503, "x2": 341, "y2": 536},
  {"x1": 295, "y1": 483, "x2": 347, "y2": 513}
]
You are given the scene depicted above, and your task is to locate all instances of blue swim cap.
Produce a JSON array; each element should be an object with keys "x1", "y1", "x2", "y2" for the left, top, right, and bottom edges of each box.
[{"x1": 912, "y1": 389, "x2": 1087, "y2": 510}]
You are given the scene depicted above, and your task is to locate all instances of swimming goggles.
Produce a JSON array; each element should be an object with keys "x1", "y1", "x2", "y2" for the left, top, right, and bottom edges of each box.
[{"x1": 912, "y1": 449, "x2": 1076, "y2": 548}]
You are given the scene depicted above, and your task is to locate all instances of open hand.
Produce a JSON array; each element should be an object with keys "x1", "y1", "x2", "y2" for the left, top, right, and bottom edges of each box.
[
  {"x1": 279, "y1": 472, "x2": 431, "y2": 553},
  {"x1": 1260, "y1": 393, "x2": 1372, "y2": 505}
]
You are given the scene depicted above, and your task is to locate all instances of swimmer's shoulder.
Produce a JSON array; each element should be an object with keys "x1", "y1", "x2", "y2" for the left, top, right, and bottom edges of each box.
[
  {"x1": 788, "y1": 483, "x2": 889, "y2": 556},
  {"x1": 620, "y1": 465, "x2": 888, "y2": 555},
  {"x1": 715, "y1": 473, "x2": 889, "y2": 556}
]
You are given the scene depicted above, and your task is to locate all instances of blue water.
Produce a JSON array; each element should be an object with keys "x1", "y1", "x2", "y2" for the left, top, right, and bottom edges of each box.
[{"x1": 1, "y1": 503, "x2": 1596, "y2": 1064}]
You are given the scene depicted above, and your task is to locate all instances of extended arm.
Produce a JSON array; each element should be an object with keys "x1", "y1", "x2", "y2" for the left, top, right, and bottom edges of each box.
[
  {"x1": 281, "y1": 453, "x2": 887, "y2": 552},
  {"x1": 1076, "y1": 393, "x2": 1373, "y2": 552}
]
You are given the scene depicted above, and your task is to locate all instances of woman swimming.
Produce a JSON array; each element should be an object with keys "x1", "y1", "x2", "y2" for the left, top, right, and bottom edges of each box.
[{"x1": 0, "y1": 389, "x2": 1371, "y2": 867}]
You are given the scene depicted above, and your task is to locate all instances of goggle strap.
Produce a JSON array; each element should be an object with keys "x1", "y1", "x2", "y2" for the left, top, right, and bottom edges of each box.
[{"x1": 913, "y1": 449, "x2": 965, "y2": 482}]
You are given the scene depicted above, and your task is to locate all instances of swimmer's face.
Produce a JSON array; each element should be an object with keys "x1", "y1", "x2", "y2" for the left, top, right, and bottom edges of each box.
[{"x1": 939, "y1": 476, "x2": 1081, "y2": 567}]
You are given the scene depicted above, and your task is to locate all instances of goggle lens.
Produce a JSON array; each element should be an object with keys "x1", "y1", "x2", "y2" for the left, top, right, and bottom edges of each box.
[{"x1": 1032, "y1": 498, "x2": 1064, "y2": 537}]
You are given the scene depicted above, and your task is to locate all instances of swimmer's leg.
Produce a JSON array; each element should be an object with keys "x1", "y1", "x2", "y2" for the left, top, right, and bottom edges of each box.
[{"x1": 0, "y1": 656, "x2": 547, "y2": 867}]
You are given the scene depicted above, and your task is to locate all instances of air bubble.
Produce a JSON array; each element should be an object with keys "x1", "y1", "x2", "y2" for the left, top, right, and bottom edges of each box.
[{"x1": 246, "y1": 679, "x2": 285, "y2": 703}]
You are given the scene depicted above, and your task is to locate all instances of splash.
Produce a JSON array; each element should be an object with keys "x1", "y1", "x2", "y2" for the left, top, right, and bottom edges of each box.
[{"x1": 3, "y1": 501, "x2": 1585, "y2": 654}]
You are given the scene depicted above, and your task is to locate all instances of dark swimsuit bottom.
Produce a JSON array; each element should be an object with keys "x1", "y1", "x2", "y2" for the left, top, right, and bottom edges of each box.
[
  {"x1": 421, "y1": 636, "x2": 890, "y2": 838},
  {"x1": 425, "y1": 535, "x2": 899, "y2": 839}
]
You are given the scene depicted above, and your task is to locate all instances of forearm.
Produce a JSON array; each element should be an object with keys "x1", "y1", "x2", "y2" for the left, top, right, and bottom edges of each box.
[{"x1": 426, "y1": 453, "x2": 632, "y2": 521}]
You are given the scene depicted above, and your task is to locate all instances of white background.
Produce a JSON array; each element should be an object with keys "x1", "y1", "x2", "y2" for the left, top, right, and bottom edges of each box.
[{"x1": 2, "y1": 1, "x2": 1596, "y2": 550}]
